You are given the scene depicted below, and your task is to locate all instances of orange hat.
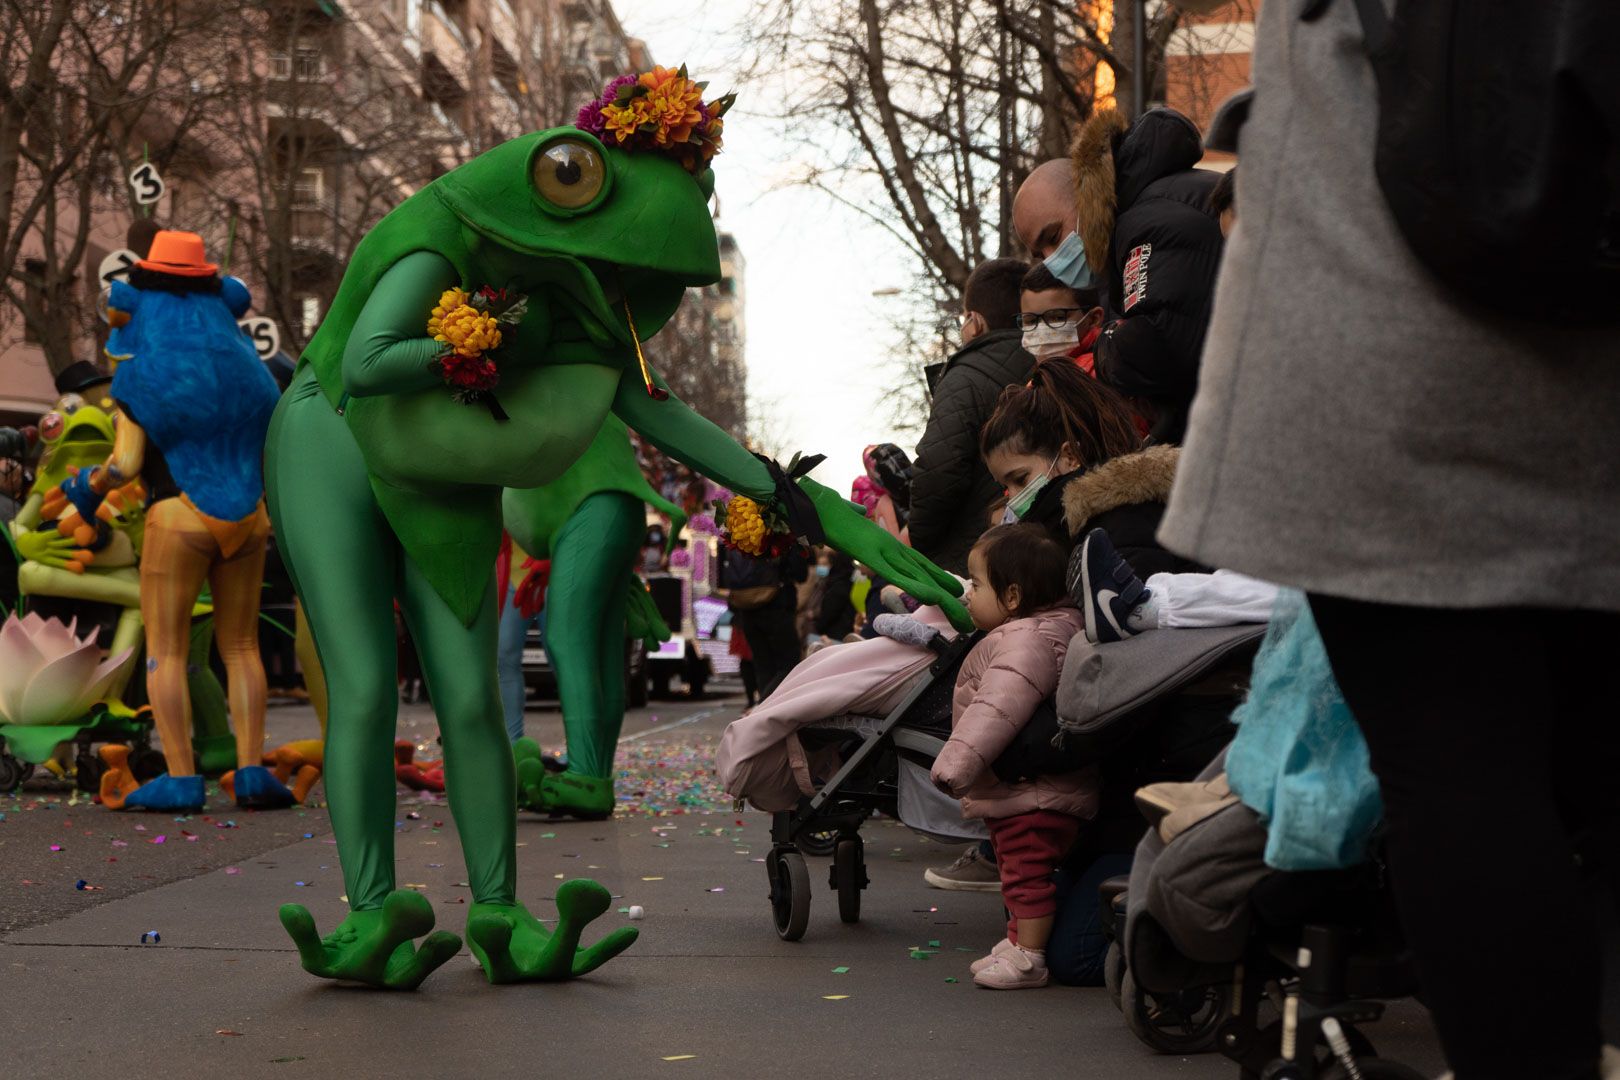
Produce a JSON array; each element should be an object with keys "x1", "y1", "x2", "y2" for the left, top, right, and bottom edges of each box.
[{"x1": 136, "y1": 230, "x2": 217, "y2": 277}]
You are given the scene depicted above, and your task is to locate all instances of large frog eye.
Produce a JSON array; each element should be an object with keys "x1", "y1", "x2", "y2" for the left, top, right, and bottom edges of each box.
[
  {"x1": 40, "y1": 412, "x2": 64, "y2": 443},
  {"x1": 533, "y1": 139, "x2": 606, "y2": 211}
]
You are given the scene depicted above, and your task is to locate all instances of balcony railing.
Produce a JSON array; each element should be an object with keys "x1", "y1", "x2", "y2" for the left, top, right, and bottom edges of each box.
[{"x1": 421, "y1": 0, "x2": 469, "y2": 90}]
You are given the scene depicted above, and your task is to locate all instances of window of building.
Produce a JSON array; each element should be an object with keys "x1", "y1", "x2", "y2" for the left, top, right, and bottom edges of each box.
[
  {"x1": 22, "y1": 259, "x2": 45, "y2": 344},
  {"x1": 271, "y1": 47, "x2": 324, "y2": 81},
  {"x1": 299, "y1": 295, "x2": 322, "y2": 342},
  {"x1": 293, "y1": 166, "x2": 325, "y2": 207}
]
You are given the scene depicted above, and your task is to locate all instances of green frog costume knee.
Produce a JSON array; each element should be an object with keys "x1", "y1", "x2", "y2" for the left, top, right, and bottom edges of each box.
[{"x1": 265, "y1": 67, "x2": 966, "y2": 989}]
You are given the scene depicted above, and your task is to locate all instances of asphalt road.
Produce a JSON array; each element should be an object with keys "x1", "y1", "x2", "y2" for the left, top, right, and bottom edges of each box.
[{"x1": 0, "y1": 686, "x2": 1446, "y2": 1079}]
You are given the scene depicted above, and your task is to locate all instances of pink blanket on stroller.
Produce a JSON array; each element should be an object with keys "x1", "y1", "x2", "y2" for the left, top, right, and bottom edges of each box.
[{"x1": 716, "y1": 607, "x2": 955, "y2": 812}]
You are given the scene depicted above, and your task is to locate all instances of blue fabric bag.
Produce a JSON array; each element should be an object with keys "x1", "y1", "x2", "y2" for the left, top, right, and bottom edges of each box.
[{"x1": 1226, "y1": 590, "x2": 1382, "y2": 871}]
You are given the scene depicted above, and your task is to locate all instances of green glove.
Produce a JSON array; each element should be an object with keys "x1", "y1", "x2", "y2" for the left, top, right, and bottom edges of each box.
[
  {"x1": 15, "y1": 528, "x2": 87, "y2": 570},
  {"x1": 797, "y1": 477, "x2": 970, "y2": 631},
  {"x1": 624, "y1": 572, "x2": 671, "y2": 649}
]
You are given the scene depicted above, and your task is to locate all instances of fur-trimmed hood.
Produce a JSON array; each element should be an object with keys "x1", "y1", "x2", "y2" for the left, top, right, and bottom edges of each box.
[
  {"x1": 1069, "y1": 107, "x2": 1207, "y2": 276},
  {"x1": 1062, "y1": 444, "x2": 1180, "y2": 537},
  {"x1": 1069, "y1": 109, "x2": 1129, "y2": 276}
]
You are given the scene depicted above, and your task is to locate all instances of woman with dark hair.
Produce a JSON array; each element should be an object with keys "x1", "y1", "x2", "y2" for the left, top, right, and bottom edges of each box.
[
  {"x1": 978, "y1": 357, "x2": 1193, "y2": 579},
  {"x1": 967, "y1": 356, "x2": 1228, "y2": 987}
]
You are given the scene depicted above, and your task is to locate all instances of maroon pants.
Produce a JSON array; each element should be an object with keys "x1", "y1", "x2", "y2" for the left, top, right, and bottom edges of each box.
[{"x1": 986, "y1": 809, "x2": 1082, "y2": 943}]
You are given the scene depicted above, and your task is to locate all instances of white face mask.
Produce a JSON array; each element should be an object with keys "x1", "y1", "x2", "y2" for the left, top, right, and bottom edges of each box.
[{"x1": 1021, "y1": 318, "x2": 1083, "y2": 359}]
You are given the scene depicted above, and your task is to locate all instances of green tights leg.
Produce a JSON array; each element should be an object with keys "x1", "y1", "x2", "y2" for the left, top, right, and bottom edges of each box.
[
  {"x1": 516, "y1": 491, "x2": 642, "y2": 817},
  {"x1": 268, "y1": 367, "x2": 628, "y2": 987}
]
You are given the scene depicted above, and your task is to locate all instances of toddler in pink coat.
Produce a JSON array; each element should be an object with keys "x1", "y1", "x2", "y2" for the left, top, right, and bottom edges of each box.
[{"x1": 931, "y1": 523, "x2": 1098, "y2": 989}]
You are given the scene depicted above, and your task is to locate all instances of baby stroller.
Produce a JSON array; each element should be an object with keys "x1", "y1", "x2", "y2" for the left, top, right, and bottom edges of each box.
[
  {"x1": 752, "y1": 618, "x2": 1264, "y2": 943},
  {"x1": 1101, "y1": 748, "x2": 1424, "y2": 1078},
  {"x1": 764, "y1": 629, "x2": 977, "y2": 940}
]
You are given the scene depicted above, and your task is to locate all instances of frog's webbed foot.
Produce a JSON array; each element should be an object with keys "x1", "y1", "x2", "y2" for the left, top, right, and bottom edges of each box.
[
  {"x1": 466, "y1": 880, "x2": 637, "y2": 983},
  {"x1": 513, "y1": 740, "x2": 613, "y2": 819},
  {"x1": 279, "y1": 888, "x2": 462, "y2": 990}
]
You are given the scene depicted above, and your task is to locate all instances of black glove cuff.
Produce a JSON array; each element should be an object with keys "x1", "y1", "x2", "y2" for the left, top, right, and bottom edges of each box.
[{"x1": 754, "y1": 452, "x2": 827, "y2": 547}]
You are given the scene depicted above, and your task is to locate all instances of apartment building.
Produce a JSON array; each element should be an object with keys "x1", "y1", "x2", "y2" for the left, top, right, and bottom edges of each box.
[{"x1": 1, "y1": 0, "x2": 654, "y2": 426}]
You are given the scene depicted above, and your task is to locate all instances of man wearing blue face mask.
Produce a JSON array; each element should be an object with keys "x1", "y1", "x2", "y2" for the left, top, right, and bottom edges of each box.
[{"x1": 1012, "y1": 108, "x2": 1225, "y2": 444}]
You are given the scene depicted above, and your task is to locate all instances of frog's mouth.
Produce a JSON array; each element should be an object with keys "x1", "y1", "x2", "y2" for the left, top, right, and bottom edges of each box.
[
  {"x1": 60, "y1": 423, "x2": 113, "y2": 446},
  {"x1": 445, "y1": 200, "x2": 698, "y2": 354}
]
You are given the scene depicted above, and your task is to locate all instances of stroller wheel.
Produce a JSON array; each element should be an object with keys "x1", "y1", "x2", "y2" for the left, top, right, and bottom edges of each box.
[
  {"x1": 1320, "y1": 1061, "x2": 1426, "y2": 1080},
  {"x1": 1121, "y1": 967, "x2": 1228, "y2": 1054},
  {"x1": 769, "y1": 849, "x2": 811, "y2": 941},
  {"x1": 832, "y1": 838, "x2": 867, "y2": 924},
  {"x1": 1104, "y1": 941, "x2": 1126, "y2": 1011},
  {"x1": 0, "y1": 752, "x2": 26, "y2": 794},
  {"x1": 798, "y1": 829, "x2": 838, "y2": 857}
]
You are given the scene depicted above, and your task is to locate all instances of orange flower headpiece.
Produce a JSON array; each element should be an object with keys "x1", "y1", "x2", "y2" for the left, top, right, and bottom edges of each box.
[{"x1": 574, "y1": 65, "x2": 734, "y2": 174}]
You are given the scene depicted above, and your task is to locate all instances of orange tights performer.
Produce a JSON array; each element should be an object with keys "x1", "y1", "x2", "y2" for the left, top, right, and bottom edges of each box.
[{"x1": 140, "y1": 497, "x2": 271, "y2": 776}]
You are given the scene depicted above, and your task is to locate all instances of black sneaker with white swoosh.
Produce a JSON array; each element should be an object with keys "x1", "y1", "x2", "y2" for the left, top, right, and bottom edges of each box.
[{"x1": 1069, "y1": 528, "x2": 1151, "y2": 645}]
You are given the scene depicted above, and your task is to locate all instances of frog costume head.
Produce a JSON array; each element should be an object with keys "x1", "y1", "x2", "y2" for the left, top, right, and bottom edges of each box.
[
  {"x1": 305, "y1": 126, "x2": 728, "y2": 622},
  {"x1": 310, "y1": 129, "x2": 721, "y2": 490},
  {"x1": 31, "y1": 398, "x2": 117, "y2": 496}
]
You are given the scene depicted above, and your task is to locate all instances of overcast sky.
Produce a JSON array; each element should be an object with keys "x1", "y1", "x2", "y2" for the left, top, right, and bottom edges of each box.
[{"x1": 609, "y1": 0, "x2": 931, "y2": 498}]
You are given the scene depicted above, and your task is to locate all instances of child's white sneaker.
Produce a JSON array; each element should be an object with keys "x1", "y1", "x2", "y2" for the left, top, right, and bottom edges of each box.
[
  {"x1": 972, "y1": 944, "x2": 1049, "y2": 989},
  {"x1": 968, "y1": 937, "x2": 1016, "y2": 975}
]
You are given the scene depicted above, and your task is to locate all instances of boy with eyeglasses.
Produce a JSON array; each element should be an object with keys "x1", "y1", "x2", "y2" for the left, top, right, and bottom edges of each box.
[{"x1": 1017, "y1": 264, "x2": 1104, "y2": 372}]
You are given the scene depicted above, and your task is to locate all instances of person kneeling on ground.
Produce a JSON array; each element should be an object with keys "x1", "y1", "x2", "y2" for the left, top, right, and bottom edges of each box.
[{"x1": 931, "y1": 524, "x2": 1097, "y2": 990}]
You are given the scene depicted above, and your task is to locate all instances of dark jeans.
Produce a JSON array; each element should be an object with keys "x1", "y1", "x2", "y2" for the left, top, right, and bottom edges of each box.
[
  {"x1": 733, "y1": 599, "x2": 801, "y2": 697},
  {"x1": 1310, "y1": 596, "x2": 1618, "y2": 1080},
  {"x1": 1046, "y1": 851, "x2": 1135, "y2": 986}
]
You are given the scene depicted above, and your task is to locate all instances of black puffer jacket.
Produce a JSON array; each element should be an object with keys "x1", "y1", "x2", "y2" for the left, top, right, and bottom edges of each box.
[
  {"x1": 1019, "y1": 444, "x2": 1206, "y2": 579},
  {"x1": 909, "y1": 329, "x2": 1033, "y2": 575},
  {"x1": 1071, "y1": 109, "x2": 1224, "y2": 445}
]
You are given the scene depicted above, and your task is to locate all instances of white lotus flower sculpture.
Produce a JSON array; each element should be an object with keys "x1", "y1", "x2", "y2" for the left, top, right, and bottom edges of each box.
[{"x1": 0, "y1": 612, "x2": 131, "y2": 726}]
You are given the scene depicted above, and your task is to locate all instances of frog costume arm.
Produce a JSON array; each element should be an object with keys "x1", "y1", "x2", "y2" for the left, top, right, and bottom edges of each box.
[
  {"x1": 342, "y1": 251, "x2": 459, "y2": 398},
  {"x1": 612, "y1": 377, "x2": 968, "y2": 628}
]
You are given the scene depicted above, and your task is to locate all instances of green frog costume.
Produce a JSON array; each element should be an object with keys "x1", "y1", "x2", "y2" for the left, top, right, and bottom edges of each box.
[{"x1": 265, "y1": 68, "x2": 966, "y2": 989}]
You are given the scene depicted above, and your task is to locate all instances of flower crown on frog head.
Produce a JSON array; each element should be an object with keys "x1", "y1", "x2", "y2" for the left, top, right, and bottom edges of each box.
[{"x1": 574, "y1": 65, "x2": 735, "y2": 174}]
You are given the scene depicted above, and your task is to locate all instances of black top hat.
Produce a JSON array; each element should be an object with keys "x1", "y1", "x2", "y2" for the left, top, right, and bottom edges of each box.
[{"x1": 54, "y1": 360, "x2": 112, "y2": 397}]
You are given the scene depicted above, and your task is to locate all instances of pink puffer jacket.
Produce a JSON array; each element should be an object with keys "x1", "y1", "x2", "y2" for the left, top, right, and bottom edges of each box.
[{"x1": 931, "y1": 605, "x2": 1100, "y2": 821}]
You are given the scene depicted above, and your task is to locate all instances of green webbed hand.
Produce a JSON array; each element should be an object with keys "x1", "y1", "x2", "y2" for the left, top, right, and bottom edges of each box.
[
  {"x1": 466, "y1": 880, "x2": 637, "y2": 982},
  {"x1": 625, "y1": 572, "x2": 671, "y2": 647},
  {"x1": 798, "y1": 477, "x2": 971, "y2": 631},
  {"x1": 279, "y1": 889, "x2": 463, "y2": 990},
  {"x1": 15, "y1": 528, "x2": 88, "y2": 570}
]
